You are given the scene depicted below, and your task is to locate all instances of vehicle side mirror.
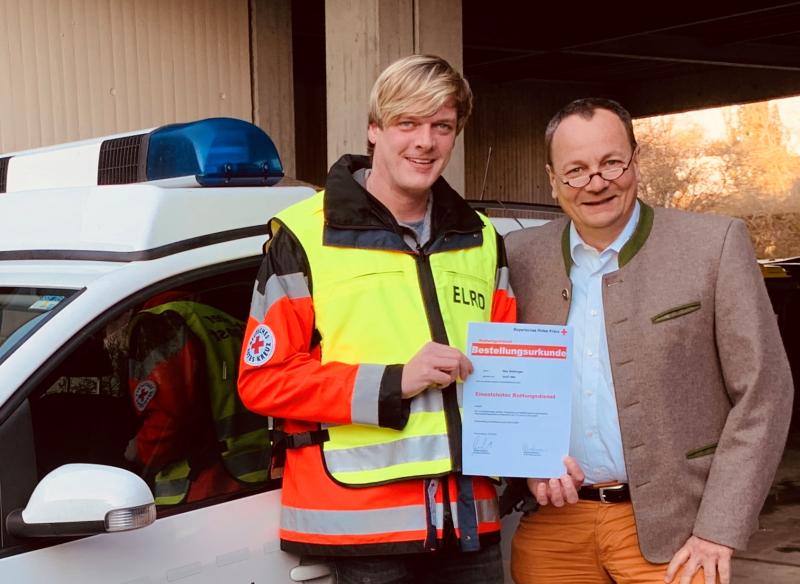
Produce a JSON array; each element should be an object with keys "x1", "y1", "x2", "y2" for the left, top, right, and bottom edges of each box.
[{"x1": 6, "y1": 463, "x2": 155, "y2": 538}]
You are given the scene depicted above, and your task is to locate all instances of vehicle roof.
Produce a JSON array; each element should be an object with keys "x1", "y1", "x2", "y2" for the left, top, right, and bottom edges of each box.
[
  {"x1": 0, "y1": 260, "x2": 122, "y2": 289},
  {"x1": 0, "y1": 184, "x2": 314, "y2": 259}
]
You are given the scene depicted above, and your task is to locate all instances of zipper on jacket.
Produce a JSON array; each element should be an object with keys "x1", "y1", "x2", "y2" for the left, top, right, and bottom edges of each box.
[{"x1": 414, "y1": 244, "x2": 463, "y2": 473}]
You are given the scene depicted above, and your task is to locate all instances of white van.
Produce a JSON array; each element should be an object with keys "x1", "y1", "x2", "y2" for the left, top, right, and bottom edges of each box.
[{"x1": 0, "y1": 118, "x2": 338, "y2": 583}]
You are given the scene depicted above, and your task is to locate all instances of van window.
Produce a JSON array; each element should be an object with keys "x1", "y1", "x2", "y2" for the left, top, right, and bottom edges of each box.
[
  {"x1": 26, "y1": 268, "x2": 277, "y2": 514},
  {"x1": 0, "y1": 288, "x2": 79, "y2": 363}
]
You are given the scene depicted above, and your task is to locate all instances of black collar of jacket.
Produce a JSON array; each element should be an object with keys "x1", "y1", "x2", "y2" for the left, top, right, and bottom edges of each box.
[
  {"x1": 323, "y1": 154, "x2": 484, "y2": 252},
  {"x1": 560, "y1": 199, "x2": 654, "y2": 276}
]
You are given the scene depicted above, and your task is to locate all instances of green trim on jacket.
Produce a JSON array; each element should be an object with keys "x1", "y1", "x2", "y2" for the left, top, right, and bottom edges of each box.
[{"x1": 560, "y1": 200, "x2": 654, "y2": 274}]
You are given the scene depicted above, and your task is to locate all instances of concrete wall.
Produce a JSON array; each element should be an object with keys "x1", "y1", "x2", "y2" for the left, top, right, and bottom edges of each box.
[
  {"x1": 0, "y1": 0, "x2": 252, "y2": 153},
  {"x1": 5, "y1": 0, "x2": 798, "y2": 197},
  {"x1": 465, "y1": 79, "x2": 604, "y2": 204},
  {"x1": 251, "y1": 0, "x2": 296, "y2": 177}
]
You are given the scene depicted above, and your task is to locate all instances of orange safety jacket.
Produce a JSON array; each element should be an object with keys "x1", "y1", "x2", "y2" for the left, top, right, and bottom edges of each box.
[
  {"x1": 128, "y1": 304, "x2": 244, "y2": 503},
  {"x1": 238, "y1": 154, "x2": 516, "y2": 556},
  {"x1": 130, "y1": 301, "x2": 270, "y2": 506}
]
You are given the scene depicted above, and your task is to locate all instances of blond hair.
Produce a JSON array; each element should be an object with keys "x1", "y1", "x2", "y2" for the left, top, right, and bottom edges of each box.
[{"x1": 368, "y1": 54, "x2": 473, "y2": 135}]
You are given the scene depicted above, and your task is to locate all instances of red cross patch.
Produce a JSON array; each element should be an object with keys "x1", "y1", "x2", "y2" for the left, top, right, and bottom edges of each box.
[
  {"x1": 244, "y1": 324, "x2": 276, "y2": 366},
  {"x1": 133, "y1": 380, "x2": 157, "y2": 412}
]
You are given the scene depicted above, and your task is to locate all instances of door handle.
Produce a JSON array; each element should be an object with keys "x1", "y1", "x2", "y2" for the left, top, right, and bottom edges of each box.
[{"x1": 290, "y1": 563, "x2": 333, "y2": 582}]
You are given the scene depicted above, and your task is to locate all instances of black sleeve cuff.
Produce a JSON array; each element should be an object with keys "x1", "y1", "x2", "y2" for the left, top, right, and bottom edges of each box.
[{"x1": 377, "y1": 364, "x2": 411, "y2": 430}]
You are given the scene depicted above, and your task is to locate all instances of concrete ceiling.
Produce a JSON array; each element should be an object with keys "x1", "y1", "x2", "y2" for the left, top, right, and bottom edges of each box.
[
  {"x1": 293, "y1": 1, "x2": 800, "y2": 114},
  {"x1": 463, "y1": 1, "x2": 800, "y2": 115}
]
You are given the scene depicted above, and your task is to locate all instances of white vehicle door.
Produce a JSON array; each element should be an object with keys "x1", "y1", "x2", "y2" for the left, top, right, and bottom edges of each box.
[{"x1": 0, "y1": 262, "x2": 332, "y2": 584}]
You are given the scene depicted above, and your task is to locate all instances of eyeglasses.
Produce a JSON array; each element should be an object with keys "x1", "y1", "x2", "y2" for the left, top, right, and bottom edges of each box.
[{"x1": 556, "y1": 148, "x2": 637, "y2": 189}]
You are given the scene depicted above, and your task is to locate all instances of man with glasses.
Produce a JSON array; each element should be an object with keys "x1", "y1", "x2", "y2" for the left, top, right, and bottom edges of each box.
[{"x1": 505, "y1": 98, "x2": 793, "y2": 584}]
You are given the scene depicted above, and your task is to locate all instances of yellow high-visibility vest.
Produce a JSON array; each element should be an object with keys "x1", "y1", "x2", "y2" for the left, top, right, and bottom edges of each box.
[{"x1": 276, "y1": 192, "x2": 497, "y2": 486}]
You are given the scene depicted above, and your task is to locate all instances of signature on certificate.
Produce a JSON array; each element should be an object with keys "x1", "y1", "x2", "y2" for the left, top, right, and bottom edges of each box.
[
  {"x1": 522, "y1": 442, "x2": 544, "y2": 457},
  {"x1": 472, "y1": 434, "x2": 494, "y2": 453}
]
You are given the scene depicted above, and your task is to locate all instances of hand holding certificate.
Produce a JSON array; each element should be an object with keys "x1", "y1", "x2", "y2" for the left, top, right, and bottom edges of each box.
[{"x1": 462, "y1": 321, "x2": 573, "y2": 478}]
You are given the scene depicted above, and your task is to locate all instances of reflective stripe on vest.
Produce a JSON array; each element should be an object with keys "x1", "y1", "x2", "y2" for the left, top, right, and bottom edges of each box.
[
  {"x1": 138, "y1": 302, "x2": 270, "y2": 503},
  {"x1": 154, "y1": 460, "x2": 191, "y2": 506},
  {"x1": 277, "y1": 192, "x2": 497, "y2": 486}
]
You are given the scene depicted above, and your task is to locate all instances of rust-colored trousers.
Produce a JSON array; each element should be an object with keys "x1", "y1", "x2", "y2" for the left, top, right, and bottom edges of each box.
[{"x1": 511, "y1": 500, "x2": 709, "y2": 584}]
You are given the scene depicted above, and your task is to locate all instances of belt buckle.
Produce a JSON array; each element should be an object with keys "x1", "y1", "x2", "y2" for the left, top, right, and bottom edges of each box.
[{"x1": 598, "y1": 484, "x2": 624, "y2": 504}]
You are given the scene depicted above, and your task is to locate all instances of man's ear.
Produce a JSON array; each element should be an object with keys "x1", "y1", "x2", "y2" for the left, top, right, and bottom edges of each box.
[
  {"x1": 545, "y1": 165, "x2": 558, "y2": 200},
  {"x1": 367, "y1": 123, "x2": 379, "y2": 146}
]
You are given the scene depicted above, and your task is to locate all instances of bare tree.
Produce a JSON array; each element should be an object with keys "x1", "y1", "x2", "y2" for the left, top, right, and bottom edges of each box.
[{"x1": 634, "y1": 104, "x2": 800, "y2": 258}]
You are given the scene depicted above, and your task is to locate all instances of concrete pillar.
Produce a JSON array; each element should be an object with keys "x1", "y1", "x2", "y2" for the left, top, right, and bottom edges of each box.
[
  {"x1": 325, "y1": 0, "x2": 465, "y2": 194},
  {"x1": 414, "y1": 0, "x2": 464, "y2": 195},
  {"x1": 251, "y1": 0, "x2": 296, "y2": 177}
]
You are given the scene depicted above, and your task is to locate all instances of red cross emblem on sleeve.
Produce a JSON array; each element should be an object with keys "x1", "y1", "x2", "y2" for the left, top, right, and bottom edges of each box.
[{"x1": 244, "y1": 324, "x2": 275, "y2": 366}]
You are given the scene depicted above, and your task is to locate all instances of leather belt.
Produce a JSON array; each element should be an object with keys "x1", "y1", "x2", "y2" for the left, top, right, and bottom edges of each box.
[{"x1": 577, "y1": 484, "x2": 630, "y2": 504}]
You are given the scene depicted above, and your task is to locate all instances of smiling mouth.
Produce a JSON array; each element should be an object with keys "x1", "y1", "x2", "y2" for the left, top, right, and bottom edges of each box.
[
  {"x1": 406, "y1": 157, "x2": 435, "y2": 166},
  {"x1": 582, "y1": 196, "x2": 615, "y2": 206}
]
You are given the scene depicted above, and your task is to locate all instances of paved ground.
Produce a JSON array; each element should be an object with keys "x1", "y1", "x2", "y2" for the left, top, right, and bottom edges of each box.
[{"x1": 732, "y1": 432, "x2": 800, "y2": 583}]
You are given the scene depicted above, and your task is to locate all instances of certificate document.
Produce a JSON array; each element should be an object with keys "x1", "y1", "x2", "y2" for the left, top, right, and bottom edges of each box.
[{"x1": 462, "y1": 321, "x2": 573, "y2": 478}]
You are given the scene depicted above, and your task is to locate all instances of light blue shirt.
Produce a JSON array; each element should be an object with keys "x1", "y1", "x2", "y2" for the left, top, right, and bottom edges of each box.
[{"x1": 568, "y1": 201, "x2": 640, "y2": 485}]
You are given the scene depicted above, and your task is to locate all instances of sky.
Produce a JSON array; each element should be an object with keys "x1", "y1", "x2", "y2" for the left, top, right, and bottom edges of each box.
[{"x1": 667, "y1": 95, "x2": 800, "y2": 154}]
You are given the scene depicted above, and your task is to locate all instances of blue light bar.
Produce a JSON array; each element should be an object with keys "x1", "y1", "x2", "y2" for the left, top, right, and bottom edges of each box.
[{"x1": 146, "y1": 118, "x2": 284, "y2": 186}]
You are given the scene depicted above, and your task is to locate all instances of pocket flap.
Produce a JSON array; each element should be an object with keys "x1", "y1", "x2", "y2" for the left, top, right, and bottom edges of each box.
[
  {"x1": 686, "y1": 443, "x2": 717, "y2": 459},
  {"x1": 652, "y1": 301, "x2": 701, "y2": 324}
]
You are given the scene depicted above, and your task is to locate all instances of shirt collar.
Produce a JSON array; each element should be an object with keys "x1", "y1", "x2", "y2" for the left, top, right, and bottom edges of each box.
[
  {"x1": 570, "y1": 201, "x2": 641, "y2": 264},
  {"x1": 324, "y1": 154, "x2": 483, "y2": 236}
]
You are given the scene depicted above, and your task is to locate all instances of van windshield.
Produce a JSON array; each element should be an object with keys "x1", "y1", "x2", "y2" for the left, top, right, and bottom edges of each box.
[{"x1": 0, "y1": 288, "x2": 80, "y2": 363}]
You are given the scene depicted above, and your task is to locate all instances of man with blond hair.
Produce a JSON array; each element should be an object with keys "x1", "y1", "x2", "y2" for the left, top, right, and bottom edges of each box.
[{"x1": 239, "y1": 54, "x2": 516, "y2": 583}]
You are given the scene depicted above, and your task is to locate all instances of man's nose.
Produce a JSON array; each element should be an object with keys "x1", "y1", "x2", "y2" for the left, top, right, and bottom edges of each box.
[
  {"x1": 414, "y1": 125, "x2": 434, "y2": 149},
  {"x1": 584, "y1": 172, "x2": 609, "y2": 193}
]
